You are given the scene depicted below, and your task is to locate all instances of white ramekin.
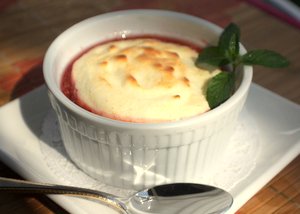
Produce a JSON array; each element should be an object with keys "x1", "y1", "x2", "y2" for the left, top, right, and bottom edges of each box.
[{"x1": 43, "y1": 9, "x2": 253, "y2": 190}]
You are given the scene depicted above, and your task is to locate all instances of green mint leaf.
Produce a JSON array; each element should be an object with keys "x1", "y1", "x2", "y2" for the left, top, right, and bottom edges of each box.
[
  {"x1": 195, "y1": 46, "x2": 230, "y2": 70},
  {"x1": 218, "y1": 23, "x2": 240, "y2": 61},
  {"x1": 196, "y1": 23, "x2": 289, "y2": 110},
  {"x1": 241, "y1": 50, "x2": 289, "y2": 68},
  {"x1": 206, "y1": 72, "x2": 235, "y2": 109}
]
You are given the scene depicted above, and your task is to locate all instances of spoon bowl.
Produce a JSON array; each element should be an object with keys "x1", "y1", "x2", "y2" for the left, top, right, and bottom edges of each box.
[{"x1": 0, "y1": 177, "x2": 233, "y2": 214}]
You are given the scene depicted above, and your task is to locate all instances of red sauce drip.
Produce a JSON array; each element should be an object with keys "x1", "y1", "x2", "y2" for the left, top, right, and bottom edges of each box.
[{"x1": 60, "y1": 35, "x2": 203, "y2": 118}]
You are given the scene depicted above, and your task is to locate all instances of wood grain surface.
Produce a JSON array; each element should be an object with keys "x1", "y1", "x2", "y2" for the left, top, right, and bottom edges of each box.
[{"x1": 0, "y1": 0, "x2": 299, "y2": 213}]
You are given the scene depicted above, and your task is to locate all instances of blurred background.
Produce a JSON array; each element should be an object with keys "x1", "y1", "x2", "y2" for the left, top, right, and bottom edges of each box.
[{"x1": 0, "y1": 0, "x2": 299, "y2": 213}]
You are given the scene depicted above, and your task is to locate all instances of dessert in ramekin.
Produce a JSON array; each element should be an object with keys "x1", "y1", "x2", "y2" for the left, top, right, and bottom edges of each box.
[
  {"x1": 62, "y1": 37, "x2": 221, "y2": 122},
  {"x1": 43, "y1": 10, "x2": 253, "y2": 190}
]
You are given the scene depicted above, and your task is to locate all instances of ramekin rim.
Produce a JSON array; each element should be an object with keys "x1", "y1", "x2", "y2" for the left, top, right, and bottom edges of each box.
[{"x1": 43, "y1": 9, "x2": 253, "y2": 130}]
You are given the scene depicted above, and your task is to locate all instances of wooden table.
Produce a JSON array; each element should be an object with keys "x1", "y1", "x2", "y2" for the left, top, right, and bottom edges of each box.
[{"x1": 0, "y1": 0, "x2": 299, "y2": 213}]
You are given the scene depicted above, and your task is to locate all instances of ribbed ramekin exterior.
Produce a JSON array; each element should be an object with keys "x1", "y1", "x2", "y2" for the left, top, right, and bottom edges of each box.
[
  {"x1": 48, "y1": 90, "x2": 247, "y2": 190},
  {"x1": 44, "y1": 10, "x2": 253, "y2": 190}
]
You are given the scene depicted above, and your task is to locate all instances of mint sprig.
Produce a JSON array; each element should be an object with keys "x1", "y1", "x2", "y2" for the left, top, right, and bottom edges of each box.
[
  {"x1": 196, "y1": 23, "x2": 289, "y2": 109},
  {"x1": 241, "y1": 50, "x2": 289, "y2": 67},
  {"x1": 218, "y1": 23, "x2": 240, "y2": 61},
  {"x1": 206, "y1": 72, "x2": 235, "y2": 109}
]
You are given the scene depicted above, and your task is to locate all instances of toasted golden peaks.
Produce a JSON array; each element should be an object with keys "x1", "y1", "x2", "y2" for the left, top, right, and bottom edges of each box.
[
  {"x1": 72, "y1": 38, "x2": 220, "y2": 122},
  {"x1": 106, "y1": 43, "x2": 183, "y2": 89}
]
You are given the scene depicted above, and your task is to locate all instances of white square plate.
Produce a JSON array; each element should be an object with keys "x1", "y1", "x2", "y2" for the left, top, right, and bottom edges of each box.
[{"x1": 0, "y1": 83, "x2": 299, "y2": 214}]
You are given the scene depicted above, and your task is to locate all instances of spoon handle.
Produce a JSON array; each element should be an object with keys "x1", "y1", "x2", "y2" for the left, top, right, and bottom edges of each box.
[{"x1": 0, "y1": 176, "x2": 126, "y2": 213}]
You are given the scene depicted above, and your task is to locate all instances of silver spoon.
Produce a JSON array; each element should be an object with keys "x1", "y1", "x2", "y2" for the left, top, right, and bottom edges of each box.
[{"x1": 0, "y1": 176, "x2": 233, "y2": 214}]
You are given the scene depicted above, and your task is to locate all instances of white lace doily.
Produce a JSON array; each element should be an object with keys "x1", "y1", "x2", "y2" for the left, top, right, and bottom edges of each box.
[{"x1": 39, "y1": 109, "x2": 259, "y2": 196}]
